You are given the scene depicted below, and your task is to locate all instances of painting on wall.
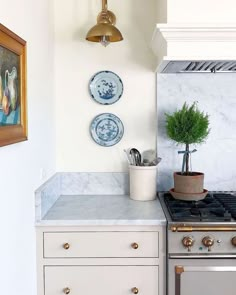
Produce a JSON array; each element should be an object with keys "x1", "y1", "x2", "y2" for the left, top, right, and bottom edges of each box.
[{"x1": 0, "y1": 24, "x2": 27, "y2": 147}]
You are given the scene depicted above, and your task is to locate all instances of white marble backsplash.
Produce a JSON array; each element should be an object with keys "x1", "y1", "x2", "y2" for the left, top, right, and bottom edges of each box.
[
  {"x1": 61, "y1": 172, "x2": 129, "y2": 195},
  {"x1": 35, "y1": 173, "x2": 61, "y2": 221},
  {"x1": 157, "y1": 73, "x2": 236, "y2": 191},
  {"x1": 35, "y1": 172, "x2": 129, "y2": 222}
]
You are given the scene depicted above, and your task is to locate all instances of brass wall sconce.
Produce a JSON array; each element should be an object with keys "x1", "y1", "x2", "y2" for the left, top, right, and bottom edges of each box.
[{"x1": 86, "y1": 0, "x2": 123, "y2": 47}]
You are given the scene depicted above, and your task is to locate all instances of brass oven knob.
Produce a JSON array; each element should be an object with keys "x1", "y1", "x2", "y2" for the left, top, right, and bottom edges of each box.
[
  {"x1": 131, "y1": 243, "x2": 139, "y2": 249},
  {"x1": 131, "y1": 287, "x2": 139, "y2": 294},
  {"x1": 63, "y1": 243, "x2": 70, "y2": 250},
  {"x1": 182, "y1": 236, "x2": 194, "y2": 252},
  {"x1": 202, "y1": 236, "x2": 214, "y2": 251},
  {"x1": 231, "y1": 236, "x2": 236, "y2": 246},
  {"x1": 63, "y1": 287, "x2": 71, "y2": 294}
]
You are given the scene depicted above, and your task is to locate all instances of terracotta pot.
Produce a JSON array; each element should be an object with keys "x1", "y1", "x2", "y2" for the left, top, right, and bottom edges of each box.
[{"x1": 174, "y1": 172, "x2": 204, "y2": 194}]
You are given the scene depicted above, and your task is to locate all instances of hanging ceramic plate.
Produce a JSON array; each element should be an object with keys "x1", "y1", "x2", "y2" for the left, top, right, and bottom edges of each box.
[
  {"x1": 90, "y1": 113, "x2": 124, "y2": 147},
  {"x1": 89, "y1": 71, "x2": 123, "y2": 105}
]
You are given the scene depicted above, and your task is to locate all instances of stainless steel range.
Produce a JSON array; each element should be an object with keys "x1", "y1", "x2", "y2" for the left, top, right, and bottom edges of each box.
[{"x1": 159, "y1": 192, "x2": 236, "y2": 295}]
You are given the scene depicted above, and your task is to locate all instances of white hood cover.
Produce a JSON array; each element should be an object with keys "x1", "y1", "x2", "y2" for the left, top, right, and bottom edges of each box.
[{"x1": 151, "y1": 24, "x2": 236, "y2": 73}]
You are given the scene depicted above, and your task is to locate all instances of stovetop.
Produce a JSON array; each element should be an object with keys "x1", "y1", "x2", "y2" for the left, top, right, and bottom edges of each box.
[{"x1": 162, "y1": 192, "x2": 236, "y2": 222}]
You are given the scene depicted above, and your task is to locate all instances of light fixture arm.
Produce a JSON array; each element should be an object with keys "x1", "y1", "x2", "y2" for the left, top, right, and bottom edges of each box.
[
  {"x1": 102, "y1": 0, "x2": 108, "y2": 11},
  {"x1": 97, "y1": 0, "x2": 116, "y2": 25}
]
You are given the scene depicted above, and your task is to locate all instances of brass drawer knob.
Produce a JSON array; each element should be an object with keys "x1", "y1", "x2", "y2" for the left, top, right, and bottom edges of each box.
[
  {"x1": 63, "y1": 287, "x2": 71, "y2": 294},
  {"x1": 131, "y1": 287, "x2": 139, "y2": 294},
  {"x1": 63, "y1": 243, "x2": 70, "y2": 250},
  {"x1": 232, "y1": 236, "x2": 236, "y2": 246},
  {"x1": 131, "y1": 242, "x2": 139, "y2": 249}
]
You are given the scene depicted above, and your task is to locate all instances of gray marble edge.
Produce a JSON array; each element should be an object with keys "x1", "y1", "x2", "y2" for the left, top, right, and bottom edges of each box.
[{"x1": 35, "y1": 219, "x2": 166, "y2": 226}]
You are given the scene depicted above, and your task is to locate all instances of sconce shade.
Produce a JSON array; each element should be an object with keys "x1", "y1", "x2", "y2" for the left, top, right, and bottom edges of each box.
[
  {"x1": 86, "y1": 23, "x2": 123, "y2": 42},
  {"x1": 86, "y1": 0, "x2": 123, "y2": 46}
]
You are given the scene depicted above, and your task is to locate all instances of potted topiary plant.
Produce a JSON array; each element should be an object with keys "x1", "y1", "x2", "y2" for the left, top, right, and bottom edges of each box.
[{"x1": 165, "y1": 102, "x2": 210, "y2": 201}]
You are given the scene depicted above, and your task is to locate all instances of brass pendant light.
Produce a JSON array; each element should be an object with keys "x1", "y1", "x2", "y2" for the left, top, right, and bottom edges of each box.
[{"x1": 86, "y1": 0, "x2": 123, "y2": 47}]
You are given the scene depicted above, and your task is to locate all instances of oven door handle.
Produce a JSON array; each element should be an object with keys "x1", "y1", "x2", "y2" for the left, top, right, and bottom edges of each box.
[{"x1": 175, "y1": 266, "x2": 184, "y2": 295}]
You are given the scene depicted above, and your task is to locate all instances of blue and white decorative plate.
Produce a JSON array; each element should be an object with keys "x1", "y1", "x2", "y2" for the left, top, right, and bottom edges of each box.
[
  {"x1": 89, "y1": 71, "x2": 123, "y2": 105},
  {"x1": 90, "y1": 113, "x2": 124, "y2": 147}
]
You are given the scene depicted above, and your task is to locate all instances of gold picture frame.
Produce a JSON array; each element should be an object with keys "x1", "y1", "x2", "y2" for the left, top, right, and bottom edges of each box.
[{"x1": 0, "y1": 24, "x2": 27, "y2": 147}]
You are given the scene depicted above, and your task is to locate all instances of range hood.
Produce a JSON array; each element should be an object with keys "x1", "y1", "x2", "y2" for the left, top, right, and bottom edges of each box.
[{"x1": 151, "y1": 24, "x2": 236, "y2": 73}]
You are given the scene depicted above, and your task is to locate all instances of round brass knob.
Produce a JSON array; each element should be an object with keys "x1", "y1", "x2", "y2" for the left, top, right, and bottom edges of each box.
[
  {"x1": 202, "y1": 236, "x2": 214, "y2": 251},
  {"x1": 131, "y1": 287, "x2": 139, "y2": 294},
  {"x1": 231, "y1": 236, "x2": 236, "y2": 246},
  {"x1": 182, "y1": 236, "x2": 194, "y2": 252},
  {"x1": 63, "y1": 287, "x2": 71, "y2": 294},
  {"x1": 63, "y1": 243, "x2": 70, "y2": 250},
  {"x1": 131, "y1": 243, "x2": 139, "y2": 249}
]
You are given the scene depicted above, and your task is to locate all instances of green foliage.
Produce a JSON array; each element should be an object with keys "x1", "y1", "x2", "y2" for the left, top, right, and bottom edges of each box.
[{"x1": 165, "y1": 102, "x2": 210, "y2": 145}]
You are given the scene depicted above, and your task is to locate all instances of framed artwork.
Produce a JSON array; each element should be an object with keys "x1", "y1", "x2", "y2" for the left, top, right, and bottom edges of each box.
[{"x1": 0, "y1": 24, "x2": 27, "y2": 147}]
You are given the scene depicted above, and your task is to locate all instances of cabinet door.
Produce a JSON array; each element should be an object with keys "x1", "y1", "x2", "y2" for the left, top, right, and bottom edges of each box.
[
  {"x1": 44, "y1": 231, "x2": 159, "y2": 258},
  {"x1": 45, "y1": 266, "x2": 159, "y2": 295}
]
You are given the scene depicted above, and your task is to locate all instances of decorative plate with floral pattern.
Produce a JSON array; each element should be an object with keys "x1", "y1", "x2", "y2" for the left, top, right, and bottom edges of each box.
[
  {"x1": 89, "y1": 71, "x2": 123, "y2": 105},
  {"x1": 90, "y1": 113, "x2": 124, "y2": 146}
]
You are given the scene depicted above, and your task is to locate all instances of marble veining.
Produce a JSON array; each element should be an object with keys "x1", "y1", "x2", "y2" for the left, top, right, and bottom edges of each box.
[
  {"x1": 35, "y1": 172, "x2": 130, "y2": 222},
  {"x1": 157, "y1": 73, "x2": 236, "y2": 191},
  {"x1": 40, "y1": 195, "x2": 166, "y2": 226},
  {"x1": 35, "y1": 173, "x2": 61, "y2": 222},
  {"x1": 60, "y1": 172, "x2": 129, "y2": 195}
]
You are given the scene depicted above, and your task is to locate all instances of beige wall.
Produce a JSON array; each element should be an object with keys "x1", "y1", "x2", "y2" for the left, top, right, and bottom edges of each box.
[
  {"x1": 54, "y1": 0, "x2": 157, "y2": 172},
  {"x1": 156, "y1": 0, "x2": 167, "y2": 23}
]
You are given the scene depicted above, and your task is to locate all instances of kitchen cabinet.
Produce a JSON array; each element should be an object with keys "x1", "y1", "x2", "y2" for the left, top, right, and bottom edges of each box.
[
  {"x1": 45, "y1": 265, "x2": 158, "y2": 295},
  {"x1": 36, "y1": 225, "x2": 165, "y2": 295},
  {"x1": 35, "y1": 188, "x2": 166, "y2": 295}
]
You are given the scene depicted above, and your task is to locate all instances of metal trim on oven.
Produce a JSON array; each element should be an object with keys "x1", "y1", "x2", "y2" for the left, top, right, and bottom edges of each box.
[
  {"x1": 170, "y1": 225, "x2": 236, "y2": 232},
  {"x1": 175, "y1": 265, "x2": 236, "y2": 295},
  {"x1": 170, "y1": 254, "x2": 236, "y2": 259}
]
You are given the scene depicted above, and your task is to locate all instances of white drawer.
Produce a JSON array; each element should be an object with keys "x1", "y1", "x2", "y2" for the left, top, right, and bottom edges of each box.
[
  {"x1": 45, "y1": 266, "x2": 159, "y2": 295},
  {"x1": 43, "y1": 231, "x2": 159, "y2": 258}
]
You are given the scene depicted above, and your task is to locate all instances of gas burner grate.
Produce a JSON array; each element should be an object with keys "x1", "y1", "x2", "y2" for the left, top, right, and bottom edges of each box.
[
  {"x1": 214, "y1": 193, "x2": 236, "y2": 219},
  {"x1": 163, "y1": 193, "x2": 235, "y2": 222}
]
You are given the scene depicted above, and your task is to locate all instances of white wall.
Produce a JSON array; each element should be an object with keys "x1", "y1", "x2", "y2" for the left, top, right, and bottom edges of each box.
[
  {"x1": 157, "y1": 74, "x2": 236, "y2": 192},
  {"x1": 167, "y1": 0, "x2": 236, "y2": 23},
  {"x1": 0, "y1": 1, "x2": 55, "y2": 294},
  {"x1": 156, "y1": 0, "x2": 236, "y2": 23},
  {"x1": 54, "y1": 0, "x2": 157, "y2": 172}
]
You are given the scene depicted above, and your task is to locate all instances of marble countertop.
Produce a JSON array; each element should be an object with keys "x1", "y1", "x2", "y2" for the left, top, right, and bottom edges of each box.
[{"x1": 37, "y1": 195, "x2": 166, "y2": 226}]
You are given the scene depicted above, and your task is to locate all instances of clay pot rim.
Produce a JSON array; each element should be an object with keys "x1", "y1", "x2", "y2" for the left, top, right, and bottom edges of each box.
[{"x1": 169, "y1": 188, "x2": 208, "y2": 201}]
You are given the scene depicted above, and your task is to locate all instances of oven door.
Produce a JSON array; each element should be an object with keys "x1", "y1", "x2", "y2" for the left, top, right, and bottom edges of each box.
[{"x1": 169, "y1": 258, "x2": 236, "y2": 295}]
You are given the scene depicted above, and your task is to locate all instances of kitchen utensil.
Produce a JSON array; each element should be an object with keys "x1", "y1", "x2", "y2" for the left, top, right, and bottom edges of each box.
[
  {"x1": 142, "y1": 149, "x2": 156, "y2": 163},
  {"x1": 142, "y1": 150, "x2": 162, "y2": 166},
  {"x1": 130, "y1": 148, "x2": 142, "y2": 166},
  {"x1": 142, "y1": 157, "x2": 162, "y2": 166},
  {"x1": 123, "y1": 149, "x2": 133, "y2": 165},
  {"x1": 152, "y1": 157, "x2": 162, "y2": 166}
]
